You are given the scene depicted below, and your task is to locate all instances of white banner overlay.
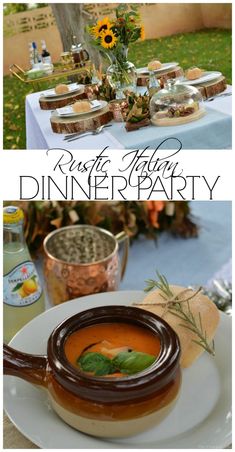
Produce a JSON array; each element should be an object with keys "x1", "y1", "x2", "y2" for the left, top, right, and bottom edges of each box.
[{"x1": 1, "y1": 148, "x2": 232, "y2": 201}]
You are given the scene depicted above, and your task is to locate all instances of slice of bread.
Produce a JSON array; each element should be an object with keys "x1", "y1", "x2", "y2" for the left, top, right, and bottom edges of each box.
[
  {"x1": 185, "y1": 67, "x2": 203, "y2": 80},
  {"x1": 136, "y1": 285, "x2": 220, "y2": 367},
  {"x1": 72, "y1": 100, "x2": 91, "y2": 113},
  {"x1": 148, "y1": 60, "x2": 162, "y2": 71},
  {"x1": 55, "y1": 84, "x2": 69, "y2": 95}
]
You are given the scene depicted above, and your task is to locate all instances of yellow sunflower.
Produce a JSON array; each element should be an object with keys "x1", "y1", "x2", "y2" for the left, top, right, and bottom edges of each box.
[
  {"x1": 140, "y1": 25, "x2": 145, "y2": 40},
  {"x1": 100, "y1": 29, "x2": 117, "y2": 49},
  {"x1": 91, "y1": 17, "x2": 112, "y2": 38}
]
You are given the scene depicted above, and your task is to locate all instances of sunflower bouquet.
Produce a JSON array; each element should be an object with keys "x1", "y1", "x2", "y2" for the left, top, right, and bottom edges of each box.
[{"x1": 87, "y1": 4, "x2": 145, "y2": 93}]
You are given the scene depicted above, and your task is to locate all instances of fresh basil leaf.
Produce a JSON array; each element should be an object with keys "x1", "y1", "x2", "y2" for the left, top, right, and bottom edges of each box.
[
  {"x1": 112, "y1": 351, "x2": 156, "y2": 375},
  {"x1": 77, "y1": 352, "x2": 116, "y2": 376},
  {"x1": 94, "y1": 361, "x2": 116, "y2": 376},
  {"x1": 77, "y1": 350, "x2": 156, "y2": 377}
]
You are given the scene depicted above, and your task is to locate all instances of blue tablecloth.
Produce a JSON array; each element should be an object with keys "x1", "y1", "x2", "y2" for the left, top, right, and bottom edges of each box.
[
  {"x1": 120, "y1": 201, "x2": 232, "y2": 290},
  {"x1": 110, "y1": 107, "x2": 232, "y2": 149}
]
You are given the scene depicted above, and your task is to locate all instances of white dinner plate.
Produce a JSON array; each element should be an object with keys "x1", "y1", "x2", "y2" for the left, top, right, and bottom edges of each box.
[
  {"x1": 137, "y1": 62, "x2": 179, "y2": 75},
  {"x1": 42, "y1": 83, "x2": 84, "y2": 98},
  {"x1": 179, "y1": 71, "x2": 222, "y2": 86},
  {"x1": 4, "y1": 291, "x2": 231, "y2": 449},
  {"x1": 56, "y1": 100, "x2": 106, "y2": 117}
]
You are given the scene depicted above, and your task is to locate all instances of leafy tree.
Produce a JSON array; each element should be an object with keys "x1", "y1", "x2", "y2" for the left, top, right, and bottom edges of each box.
[
  {"x1": 3, "y1": 3, "x2": 48, "y2": 15},
  {"x1": 3, "y1": 3, "x2": 29, "y2": 15},
  {"x1": 35, "y1": 3, "x2": 48, "y2": 8}
]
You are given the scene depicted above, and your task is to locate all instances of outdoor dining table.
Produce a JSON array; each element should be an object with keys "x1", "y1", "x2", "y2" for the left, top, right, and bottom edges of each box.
[{"x1": 25, "y1": 86, "x2": 232, "y2": 150}]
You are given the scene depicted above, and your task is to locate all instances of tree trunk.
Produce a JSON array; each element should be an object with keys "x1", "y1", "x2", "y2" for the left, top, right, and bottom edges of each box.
[{"x1": 51, "y1": 3, "x2": 102, "y2": 68}]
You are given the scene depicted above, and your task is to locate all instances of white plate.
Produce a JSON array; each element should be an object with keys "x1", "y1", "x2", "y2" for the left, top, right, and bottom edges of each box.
[
  {"x1": 56, "y1": 100, "x2": 106, "y2": 117},
  {"x1": 137, "y1": 62, "x2": 178, "y2": 75},
  {"x1": 179, "y1": 71, "x2": 222, "y2": 85},
  {"x1": 42, "y1": 83, "x2": 84, "y2": 98},
  {"x1": 4, "y1": 291, "x2": 231, "y2": 449}
]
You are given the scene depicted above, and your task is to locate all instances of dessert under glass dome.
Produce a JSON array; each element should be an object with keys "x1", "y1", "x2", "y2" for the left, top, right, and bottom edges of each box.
[{"x1": 150, "y1": 79, "x2": 205, "y2": 126}]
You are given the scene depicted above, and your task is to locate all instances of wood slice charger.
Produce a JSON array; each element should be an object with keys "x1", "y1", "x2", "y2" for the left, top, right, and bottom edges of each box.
[
  {"x1": 39, "y1": 89, "x2": 87, "y2": 110},
  {"x1": 196, "y1": 75, "x2": 227, "y2": 99},
  {"x1": 50, "y1": 100, "x2": 112, "y2": 134},
  {"x1": 137, "y1": 66, "x2": 184, "y2": 87},
  {"x1": 138, "y1": 68, "x2": 227, "y2": 99}
]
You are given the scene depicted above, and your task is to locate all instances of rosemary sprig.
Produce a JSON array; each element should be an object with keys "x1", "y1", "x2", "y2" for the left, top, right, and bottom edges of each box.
[
  {"x1": 144, "y1": 271, "x2": 215, "y2": 356},
  {"x1": 145, "y1": 271, "x2": 174, "y2": 298}
]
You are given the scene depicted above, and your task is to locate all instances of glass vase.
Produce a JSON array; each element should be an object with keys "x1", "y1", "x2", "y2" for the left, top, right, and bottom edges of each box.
[{"x1": 106, "y1": 47, "x2": 137, "y2": 97}]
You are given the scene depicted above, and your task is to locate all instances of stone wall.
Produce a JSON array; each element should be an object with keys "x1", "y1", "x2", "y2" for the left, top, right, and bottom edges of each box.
[{"x1": 3, "y1": 3, "x2": 232, "y2": 75}]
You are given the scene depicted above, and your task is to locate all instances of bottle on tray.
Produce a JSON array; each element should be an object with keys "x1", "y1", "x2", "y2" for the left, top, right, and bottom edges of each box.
[
  {"x1": 32, "y1": 41, "x2": 41, "y2": 65},
  {"x1": 41, "y1": 39, "x2": 52, "y2": 64}
]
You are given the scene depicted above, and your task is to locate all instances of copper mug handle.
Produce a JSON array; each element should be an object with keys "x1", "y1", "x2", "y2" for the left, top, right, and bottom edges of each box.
[
  {"x1": 3, "y1": 343, "x2": 47, "y2": 387},
  {"x1": 115, "y1": 231, "x2": 129, "y2": 280}
]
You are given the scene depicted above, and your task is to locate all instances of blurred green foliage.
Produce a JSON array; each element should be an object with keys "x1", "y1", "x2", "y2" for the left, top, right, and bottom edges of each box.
[
  {"x1": 129, "y1": 28, "x2": 232, "y2": 83},
  {"x1": 3, "y1": 3, "x2": 48, "y2": 15}
]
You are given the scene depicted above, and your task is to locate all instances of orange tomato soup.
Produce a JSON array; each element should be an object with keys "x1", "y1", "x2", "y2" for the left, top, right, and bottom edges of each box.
[{"x1": 64, "y1": 322, "x2": 161, "y2": 371}]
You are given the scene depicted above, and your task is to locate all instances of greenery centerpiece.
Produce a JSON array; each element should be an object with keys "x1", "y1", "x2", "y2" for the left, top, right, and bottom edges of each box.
[{"x1": 87, "y1": 4, "x2": 145, "y2": 96}]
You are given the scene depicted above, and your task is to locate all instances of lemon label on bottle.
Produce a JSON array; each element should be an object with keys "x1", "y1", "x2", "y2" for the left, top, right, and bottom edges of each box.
[{"x1": 3, "y1": 261, "x2": 42, "y2": 307}]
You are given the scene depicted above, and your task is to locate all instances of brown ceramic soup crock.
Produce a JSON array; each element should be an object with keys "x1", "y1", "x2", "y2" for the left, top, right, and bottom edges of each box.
[{"x1": 4, "y1": 305, "x2": 181, "y2": 438}]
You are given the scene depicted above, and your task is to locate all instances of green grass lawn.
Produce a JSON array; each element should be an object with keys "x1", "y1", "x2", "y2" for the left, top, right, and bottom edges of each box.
[{"x1": 4, "y1": 28, "x2": 231, "y2": 149}]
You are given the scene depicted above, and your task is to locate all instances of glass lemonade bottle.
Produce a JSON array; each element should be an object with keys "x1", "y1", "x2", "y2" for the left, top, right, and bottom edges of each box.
[{"x1": 3, "y1": 206, "x2": 45, "y2": 343}]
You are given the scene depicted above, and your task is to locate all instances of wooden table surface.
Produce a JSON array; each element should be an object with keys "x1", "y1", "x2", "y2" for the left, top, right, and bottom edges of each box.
[{"x1": 3, "y1": 414, "x2": 38, "y2": 449}]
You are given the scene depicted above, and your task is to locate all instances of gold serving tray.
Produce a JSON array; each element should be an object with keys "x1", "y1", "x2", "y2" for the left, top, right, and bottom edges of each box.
[{"x1": 9, "y1": 62, "x2": 92, "y2": 91}]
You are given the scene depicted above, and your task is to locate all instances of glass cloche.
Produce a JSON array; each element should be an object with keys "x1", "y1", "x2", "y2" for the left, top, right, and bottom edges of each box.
[{"x1": 150, "y1": 79, "x2": 205, "y2": 126}]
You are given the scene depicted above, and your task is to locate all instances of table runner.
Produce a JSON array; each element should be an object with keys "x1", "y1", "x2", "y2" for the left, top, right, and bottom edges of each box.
[{"x1": 109, "y1": 106, "x2": 231, "y2": 149}]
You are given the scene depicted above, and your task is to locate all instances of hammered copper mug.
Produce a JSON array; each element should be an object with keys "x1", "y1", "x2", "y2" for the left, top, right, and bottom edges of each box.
[{"x1": 43, "y1": 225, "x2": 129, "y2": 305}]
